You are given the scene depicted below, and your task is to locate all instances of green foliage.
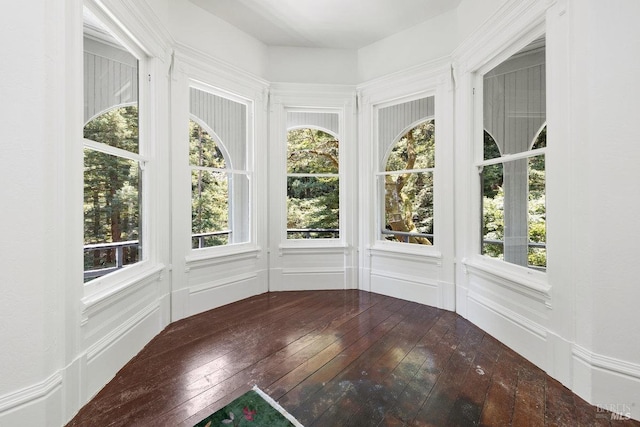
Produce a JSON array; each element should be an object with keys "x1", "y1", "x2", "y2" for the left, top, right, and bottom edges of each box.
[
  {"x1": 84, "y1": 106, "x2": 139, "y2": 153},
  {"x1": 83, "y1": 106, "x2": 140, "y2": 270},
  {"x1": 287, "y1": 128, "x2": 338, "y2": 174},
  {"x1": 384, "y1": 120, "x2": 435, "y2": 243},
  {"x1": 482, "y1": 126, "x2": 547, "y2": 268},
  {"x1": 483, "y1": 132, "x2": 503, "y2": 198},
  {"x1": 287, "y1": 129, "x2": 339, "y2": 238},
  {"x1": 482, "y1": 187, "x2": 546, "y2": 268},
  {"x1": 189, "y1": 120, "x2": 225, "y2": 169},
  {"x1": 189, "y1": 120, "x2": 229, "y2": 248},
  {"x1": 386, "y1": 121, "x2": 435, "y2": 171}
]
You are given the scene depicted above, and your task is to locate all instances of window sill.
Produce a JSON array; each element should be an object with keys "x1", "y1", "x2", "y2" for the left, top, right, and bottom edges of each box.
[
  {"x1": 278, "y1": 240, "x2": 348, "y2": 254},
  {"x1": 461, "y1": 256, "x2": 551, "y2": 306}
]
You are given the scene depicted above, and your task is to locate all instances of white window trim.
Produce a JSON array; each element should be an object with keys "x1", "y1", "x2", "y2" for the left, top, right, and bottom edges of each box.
[
  {"x1": 371, "y1": 92, "x2": 441, "y2": 256},
  {"x1": 281, "y1": 106, "x2": 346, "y2": 248},
  {"x1": 82, "y1": 3, "x2": 159, "y2": 298},
  {"x1": 186, "y1": 80, "x2": 257, "y2": 256},
  {"x1": 469, "y1": 28, "x2": 549, "y2": 277}
]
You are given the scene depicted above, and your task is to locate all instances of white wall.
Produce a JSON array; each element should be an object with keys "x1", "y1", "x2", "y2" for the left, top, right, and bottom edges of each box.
[
  {"x1": 0, "y1": 0, "x2": 63, "y2": 399},
  {"x1": 268, "y1": 47, "x2": 358, "y2": 85},
  {"x1": 456, "y1": 0, "x2": 506, "y2": 42},
  {"x1": 166, "y1": 0, "x2": 269, "y2": 79},
  {"x1": 568, "y1": 0, "x2": 640, "y2": 414},
  {"x1": 357, "y1": 9, "x2": 458, "y2": 83}
]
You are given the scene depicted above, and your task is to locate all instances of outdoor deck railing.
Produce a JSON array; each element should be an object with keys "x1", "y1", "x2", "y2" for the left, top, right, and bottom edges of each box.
[
  {"x1": 83, "y1": 240, "x2": 140, "y2": 281},
  {"x1": 286, "y1": 228, "x2": 339, "y2": 238},
  {"x1": 84, "y1": 231, "x2": 548, "y2": 281}
]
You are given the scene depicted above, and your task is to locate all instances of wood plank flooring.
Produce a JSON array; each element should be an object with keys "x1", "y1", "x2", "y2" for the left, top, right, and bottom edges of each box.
[{"x1": 67, "y1": 290, "x2": 639, "y2": 426}]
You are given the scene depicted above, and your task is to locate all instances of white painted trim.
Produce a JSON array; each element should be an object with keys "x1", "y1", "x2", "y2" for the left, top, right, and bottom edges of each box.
[
  {"x1": 185, "y1": 247, "x2": 261, "y2": 269},
  {"x1": 369, "y1": 245, "x2": 442, "y2": 263},
  {"x1": 86, "y1": 300, "x2": 160, "y2": 361},
  {"x1": 282, "y1": 267, "x2": 345, "y2": 275},
  {"x1": 81, "y1": 264, "x2": 164, "y2": 319},
  {"x1": 0, "y1": 372, "x2": 62, "y2": 413},
  {"x1": 467, "y1": 290, "x2": 548, "y2": 340},
  {"x1": 462, "y1": 258, "x2": 551, "y2": 306},
  {"x1": 452, "y1": 0, "x2": 547, "y2": 74},
  {"x1": 83, "y1": 138, "x2": 149, "y2": 163},
  {"x1": 370, "y1": 270, "x2": 439, "y2": 289},
  {"x1": 357, "y1": 56, "x2": 451, "y2": 96},
  {"x1": 174, "y1": 42, "x2": 269, "y2": 95},
  {"x1": 278, "y1": 244, "x2": 348, "y2": 254},
  {"x1": 189, "y1": 272, "x2": 259, "y2": 295},
  {"x1": 573, "y1": 345, "x2": 640, "y2": 381}
]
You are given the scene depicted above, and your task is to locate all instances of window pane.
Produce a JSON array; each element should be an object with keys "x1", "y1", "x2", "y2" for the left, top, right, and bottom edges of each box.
[
  {"x1": 287, "y1": 176, "x2": 339, "y2": 239},
  {"x1": 229, "y1": 173, "x2": 251, "y2": 244},
  {"x1": 83, "y1": 8, "x2": 139, "y2": 153},
  {"x1": 84, "y1": 106, "x2": 139, "y2": 153},
  {"x1": 484, "y1": 131, "x2": 501, "y2": 160},
  {"x1": 386, "y1": 120, "x2": 435, "y2": 171},
  {"x1": 381, "y1": 172, "x2": 433, "y2": 245},
  {"x1": 483, "y1": 38, "x2": 545, "y2": 158},
  {"x1": 481, "y1": 154, "x2": 546, "y2": 269},
  {"x1": 481, "y1": 164, "x2": 504, "y2": 260},
  {"x1": 192, "y1": 170, "x2": 229, "y2": 248},
  {"x1": 287, "y1": 128, "x2": 339, "y2": 174},
  {"x1": 528, "y1": 154, "x2": 546, "y2": 269},
  {"x1": 84, "y1": 149, "x2": 141, "y2": 278},
  {"x1": 189, "y1": 120, "x2": 226, "y2": 168}
]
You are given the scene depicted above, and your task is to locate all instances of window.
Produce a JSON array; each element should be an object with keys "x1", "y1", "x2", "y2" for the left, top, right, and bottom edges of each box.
[
  {"x1": 83, "y1": 8, "x2": 145, "y2": 282},
  {"x1": 380, "y1": 120, "x2": 435, "y2": 244},
  {"x1": 189, "y1": 87, "x2": 251, "y2": 249},
  {"x1": 480, "y1": 37, "x2": 546, "y2": 269},
  {"x1": 286, "y1": 128, "x2": 340, "y2": 239},
  {"x1": 377, "y1": 96, "x2": 435, "y2": 245}
]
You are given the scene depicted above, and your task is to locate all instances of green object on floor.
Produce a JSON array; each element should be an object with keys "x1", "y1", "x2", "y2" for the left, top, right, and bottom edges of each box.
[{"x1": 194, "y1": 386, "x2": 303, "y2": 427}]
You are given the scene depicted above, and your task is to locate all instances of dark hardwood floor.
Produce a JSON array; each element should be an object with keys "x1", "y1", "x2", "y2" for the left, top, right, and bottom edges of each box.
[{"x1": 67, "y1": 290, "x2": 639, "y2": 426}]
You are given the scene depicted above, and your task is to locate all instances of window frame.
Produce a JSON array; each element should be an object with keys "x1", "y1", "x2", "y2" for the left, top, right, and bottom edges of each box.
[
  {"x1": 280, "y1": 107, "x2": 346, "y2": 248},
  {"x1": 470, "y1": 30, "x2": 548, "y2": 278},
  {"x1": 82, "y1": 4, "x2": 155, "y2": 296},
  {"x1": 286, "y1": 125, "x2": 341, "y2": 241},
  {"x1": 377, "y1": 117, "x2": 436, "y2": 245},
  {"x1": 372, "y1": 92, "x2": 441, "y2": 256},
  {"x1": 186, "y1": 80, "x2": 255, "y2": 257}
]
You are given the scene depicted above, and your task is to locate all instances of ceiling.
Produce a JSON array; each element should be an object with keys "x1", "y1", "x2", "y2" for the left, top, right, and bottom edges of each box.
[{"x1": 189, "y1": 0, "x2": 463, "y2": 49}]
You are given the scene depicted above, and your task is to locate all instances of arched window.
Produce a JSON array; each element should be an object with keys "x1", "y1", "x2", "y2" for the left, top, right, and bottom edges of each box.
[
  {"x1": 480, "y1": 35, "x2": 546, "y2": 269},
  {"x1": 381, "y1": 120, "x2": 435, "y2": 244},
  {"x1": 188, "y1": 86, "x2": 251, "y2": 249},
  {"x1": 83, "y1": 7, "x2": 144, "y2": 283},
  {"x1": 286, "y1": 128, "x2": 340, "y2": 239},
  {"x1": 189, "y1": 120, "x2": 230, "y2": 248}
]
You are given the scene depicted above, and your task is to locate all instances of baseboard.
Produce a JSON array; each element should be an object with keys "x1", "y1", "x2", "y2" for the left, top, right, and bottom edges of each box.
[
  {"x1": 187, "y1": 272, "x2": 264, "y2": 316},
  {"x1": 467, "y1": 290, "x2": 547, "y2": 368},
  {"x1": 270, "y1": 268, "x2": 347, "y2": 291},
  {"x1": 370, "y1": 271, "x2": 440, "y2": 307},
  {"x1": 0, "y1": 299, "x2": 163, "y2": 425},
  {"x1": 0, "y1": 372, "x2": 63, "y2": 425},
  {"x1": 84, "y1": 300, "x2": 163, "y2": 401},
  {"x1": 572, "y1": 345, "x2": 640, "y2": 421}
]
